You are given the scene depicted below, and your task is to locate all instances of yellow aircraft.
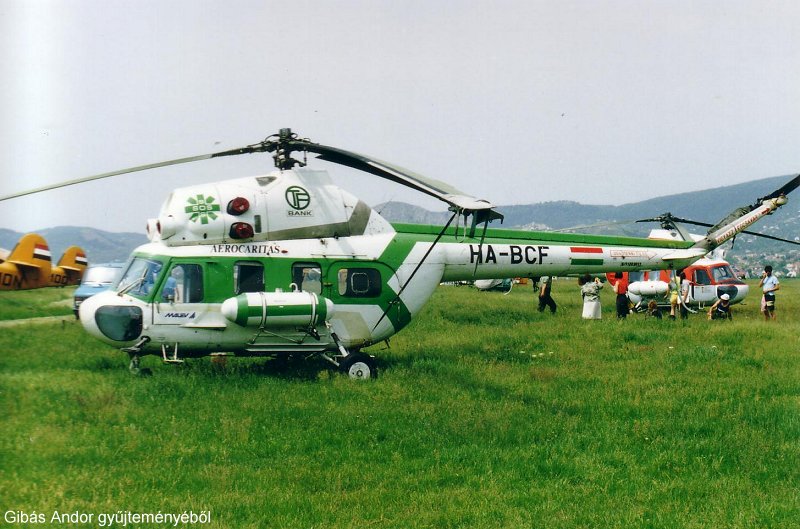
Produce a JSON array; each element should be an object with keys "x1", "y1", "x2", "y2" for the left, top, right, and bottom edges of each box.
[{"x1": 0, "y1": 233, "x2": 88, "y2": 290}]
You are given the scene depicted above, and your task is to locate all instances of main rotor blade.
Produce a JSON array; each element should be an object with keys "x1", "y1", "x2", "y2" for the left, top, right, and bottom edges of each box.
[
  {"x1": 634, "y1": 215, "x2": 713, "y2": 228},
  {"x1": 551, "y1": 219, "x2": 637, "y2": 232},
  {"x1": 286, "y1": 139, "x2": 500, "y2": 216},
  {"x1": 0, "y1": 142, "x2": 271, "y2": 202},
  {"x1": 736, "y1": 230, "x2": 800, "y2": 245},
  {"x1": 759, "y1": 173, "x2": 800, "y2": 201}
]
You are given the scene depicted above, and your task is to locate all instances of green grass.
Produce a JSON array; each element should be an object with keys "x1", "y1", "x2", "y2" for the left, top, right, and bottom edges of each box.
[
  {"x1": 0, "y1": 287, "x2": 76, "y2": 320},
  {"x1": 1, "y1": 280, "x2": 798, "y2": 528}
]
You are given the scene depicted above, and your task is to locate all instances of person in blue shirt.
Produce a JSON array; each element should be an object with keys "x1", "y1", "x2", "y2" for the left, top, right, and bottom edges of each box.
[
  {"x1": 758, "y1": 265, "x2": 780, "y2": 321},
  {"x1": 162, "y1": 268, "x2": 179, "y2": 301}
]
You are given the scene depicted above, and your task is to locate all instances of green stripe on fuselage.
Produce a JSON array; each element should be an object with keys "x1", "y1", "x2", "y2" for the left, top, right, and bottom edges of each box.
[
  {"x1": 570, "y1": 258, "x2": 604, "y2": 266},
  {"x1": 390, "y1": 223, "x2": 695, "y2": 249}
]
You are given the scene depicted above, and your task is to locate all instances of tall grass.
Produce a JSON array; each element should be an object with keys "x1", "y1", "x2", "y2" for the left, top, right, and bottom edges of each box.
[{"x1": 0, "y1": 280, "x2": 798, "y2": 528}]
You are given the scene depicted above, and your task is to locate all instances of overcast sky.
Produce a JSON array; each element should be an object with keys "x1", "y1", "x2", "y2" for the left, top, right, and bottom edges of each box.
[{"x1": 2, "y1": 0, "x2": 800, "y2": 234}]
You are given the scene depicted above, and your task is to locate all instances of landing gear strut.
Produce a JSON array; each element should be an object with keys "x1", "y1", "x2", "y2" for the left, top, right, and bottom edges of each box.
[
  {"x1": 322, "y1": 330, "x2": 378, "y2": 379},
  {"x1": 122, "y1": 336, "x2": 152, "y2": 376}
]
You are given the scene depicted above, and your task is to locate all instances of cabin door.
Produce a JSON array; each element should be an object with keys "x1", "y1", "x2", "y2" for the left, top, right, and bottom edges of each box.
[
  {"x1": 152, "y1": 263, "x2": 210, "y2": 326},
  {"x1": 690, "y1": 268, "x2": 716, "y2": 305}
]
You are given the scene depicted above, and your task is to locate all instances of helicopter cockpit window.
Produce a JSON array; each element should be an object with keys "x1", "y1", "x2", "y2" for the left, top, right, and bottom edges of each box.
[
  {"x1": 117, "y1": 258, "x2": 164, "y2": 300},
  {"x1": 693, "y1": 269, "x2": 712, "y2": 285},
  {"x1": 338, "y1": 268, "x2": 381, "y2": 298},
  {"x1": 161, "y1": 264, "x2": 203, "y2": 303},
  {"x1": 234, "y1": 261, "x2": 264, "y2": 294},
  {"x1": 711, "y1": 265, "x2": 735, "y2": 283},
  {"x1": 292, "y1": 263, "x2": 322, "y2": 294}
]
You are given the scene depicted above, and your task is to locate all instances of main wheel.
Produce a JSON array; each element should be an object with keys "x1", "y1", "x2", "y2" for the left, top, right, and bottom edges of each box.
[{"x1": 340, "y1": 353, "x2": 377, "y2": 380}]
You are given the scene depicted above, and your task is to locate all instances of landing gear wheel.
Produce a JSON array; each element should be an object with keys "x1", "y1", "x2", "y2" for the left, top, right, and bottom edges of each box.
[
  {"x1": 340, "y1": 353, "x2": 377, "y2": 380},
  {"x1": 128, "y1": 354, "x2": 152, "y2": 377}
]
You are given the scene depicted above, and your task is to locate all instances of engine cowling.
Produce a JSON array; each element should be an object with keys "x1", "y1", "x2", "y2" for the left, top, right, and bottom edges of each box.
[{"x1": 221, "y1": 291, "x2": 334, "y2": 328}]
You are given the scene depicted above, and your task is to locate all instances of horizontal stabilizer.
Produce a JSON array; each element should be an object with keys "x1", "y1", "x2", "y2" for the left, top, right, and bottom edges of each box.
[{"x1": 8, "y1": 260, "x2": 44, "y2": 269}]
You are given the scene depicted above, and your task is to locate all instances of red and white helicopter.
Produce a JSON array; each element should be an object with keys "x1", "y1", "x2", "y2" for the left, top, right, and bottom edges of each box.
[{"x1": 606, "y1": 214, "x2": 798, "y2": 310}]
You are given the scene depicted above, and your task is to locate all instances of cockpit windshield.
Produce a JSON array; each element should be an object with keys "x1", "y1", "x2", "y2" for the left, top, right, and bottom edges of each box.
[
  {"x1": 711, "y1": 264, "x2": 738, "y2": 283},
  {"x1": 117, "y1": 257, "x2": 165, "y2": 300}
]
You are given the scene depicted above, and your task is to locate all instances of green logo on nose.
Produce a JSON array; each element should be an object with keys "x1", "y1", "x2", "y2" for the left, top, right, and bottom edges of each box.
[{"x1": 185, "y1": 194, "x2": 221, "y2": 224}]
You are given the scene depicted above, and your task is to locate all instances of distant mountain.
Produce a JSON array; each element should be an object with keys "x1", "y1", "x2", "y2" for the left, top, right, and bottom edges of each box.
[
  {"x1": 381, "y1": 174, "x2": 797, "y2": 231},
  {"x1": 0, "y1": 227, "x2": 146, "y2": 264}
]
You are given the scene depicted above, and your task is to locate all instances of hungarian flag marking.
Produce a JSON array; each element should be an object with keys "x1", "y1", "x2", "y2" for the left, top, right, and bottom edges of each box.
[{"x1": 570, "y1": 247, "x2": 603, "y2": 265}]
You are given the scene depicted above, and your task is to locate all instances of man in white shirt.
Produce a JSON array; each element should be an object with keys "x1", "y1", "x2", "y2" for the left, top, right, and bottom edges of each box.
[{"x1": 758, "y1": 265, "x2": 780, "y2": 321}]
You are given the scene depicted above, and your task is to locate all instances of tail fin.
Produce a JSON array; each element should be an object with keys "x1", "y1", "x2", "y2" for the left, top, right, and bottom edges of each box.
[
  {"x1": 57, "y1": 246, "x2": 89, "y2": 272},
  {"x1": 50, "y1": 246, "x2": 89, "y2": 286},
  {"x1": 8, "y1": 233, "x2": 52, "y2": 268},
  {"x1": 692, "y1": 174, "x2": 800, "y2": 252}
]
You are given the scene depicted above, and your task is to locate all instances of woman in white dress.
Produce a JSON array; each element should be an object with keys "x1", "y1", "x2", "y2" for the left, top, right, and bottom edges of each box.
[{"x1": 579, "y1": 274, "x2": 603, "y2": 319}]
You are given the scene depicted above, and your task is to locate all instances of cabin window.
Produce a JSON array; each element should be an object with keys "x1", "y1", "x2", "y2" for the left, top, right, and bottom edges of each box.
[
  {"x1": 161, "y1": 264, "x2": 203, "y2": 303},
  {"x1": 693, "y1": 269, "x2": 712, "y2": 285},
  {"x1": 292, "y1": 263, "x2": 322, "y2": 294},
  {"x1": 234, "y1": 261, "x2": 264, "y2": 294},
  {"x1": 118, "y1": 257, "x2": 164, "y2": 299},
  {"x1": 338, "y1": 268, "x2": 381, "y2": 297}
]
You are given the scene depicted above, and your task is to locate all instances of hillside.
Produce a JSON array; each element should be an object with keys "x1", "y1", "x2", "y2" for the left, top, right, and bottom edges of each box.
[{"x1": 381, "y1": 174, "x2": 797, "y2": 231}]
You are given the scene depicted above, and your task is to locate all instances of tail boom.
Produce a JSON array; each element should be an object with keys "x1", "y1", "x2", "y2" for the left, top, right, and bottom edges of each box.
[{"x1": 693, "y1": 194, "x2": 789, "y2": 252}]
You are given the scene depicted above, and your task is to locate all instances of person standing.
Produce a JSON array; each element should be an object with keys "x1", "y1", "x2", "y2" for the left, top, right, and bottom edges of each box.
[
  {"x1": 679, "y1": 271, "x2": 690, "y2": 320},
  {"x1": 611, "y1": 272, "x2": 629, "y2": 319},
  {"x1": 667, "y1": 271, "x2": 681, "y2": 320},
  {"x1": 580, "y1": 274, "x2": 603, "y2": 319},
  {"x1": 759, "y1": 265, "x2": 780, "y2": 321},
  {"x1": 537, "y1": 276, "x2": 557, "y2": 314}
]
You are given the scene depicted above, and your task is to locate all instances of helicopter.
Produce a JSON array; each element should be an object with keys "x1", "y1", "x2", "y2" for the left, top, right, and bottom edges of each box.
[
  {"x1": 607, "y1": 257, "x2": 748, "y2": 312},
  {"x1": 604, "y1": 213, "x2": 800, "y2": 312},
  {"x1": 0, "y1": 233, "x2": 88, "y2": 290},
  {"x1": 2, "y1": 129, "x2": 798, "y2": 378}
]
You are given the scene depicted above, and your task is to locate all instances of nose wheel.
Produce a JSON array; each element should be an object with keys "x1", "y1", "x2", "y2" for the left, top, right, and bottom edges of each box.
[
  {"x1": 127, "y1": 354, "x2": 152, "y2": 376},
  {"x1": 339, "y1": 352, "x2": 378, "y2": 380}
]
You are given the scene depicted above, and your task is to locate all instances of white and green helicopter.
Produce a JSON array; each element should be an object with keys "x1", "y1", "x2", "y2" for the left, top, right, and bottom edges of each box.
[{"x1": 3, "y1": 129, "x2": 798, "y2": 378}]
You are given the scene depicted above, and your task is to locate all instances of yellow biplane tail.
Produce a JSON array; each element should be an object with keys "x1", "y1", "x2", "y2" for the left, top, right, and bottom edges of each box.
[
  {"x1": 51, "y1": 246, "x2": 89, "y2": 286},
  {"x1": 0, "y1": 233, "x2": 52, "y2": 290},
  {"x1": 8, "y1": 233, "x2": 52, "y2": 269}
]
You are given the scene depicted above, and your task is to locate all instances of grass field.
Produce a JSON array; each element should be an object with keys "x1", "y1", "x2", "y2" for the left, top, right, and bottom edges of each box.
[
  {"x1": 1, "y1": 280, "x2": 798, "y2": 528},
  {"x1": 0, "y1": 287, "x2": 76, "y2": 321}
]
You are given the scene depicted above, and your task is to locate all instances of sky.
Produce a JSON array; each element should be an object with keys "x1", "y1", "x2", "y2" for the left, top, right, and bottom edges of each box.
[{"x1": 2, "y1": 0, "x2": 800, "y2": 234}]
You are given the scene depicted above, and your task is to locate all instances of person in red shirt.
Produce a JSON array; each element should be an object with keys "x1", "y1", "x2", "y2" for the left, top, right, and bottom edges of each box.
[{"x1": 612, "y1": 272, "x2": 629, "y2": 319}]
